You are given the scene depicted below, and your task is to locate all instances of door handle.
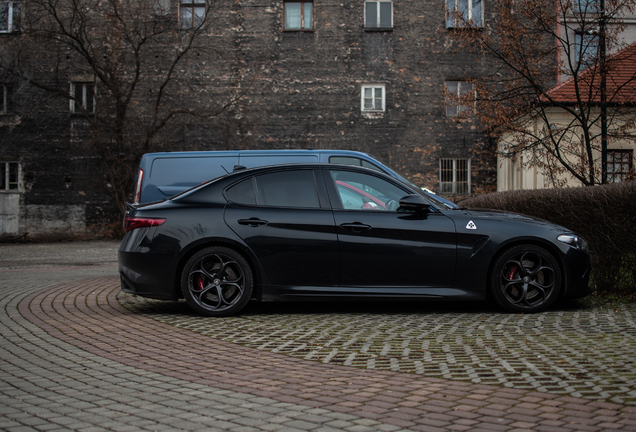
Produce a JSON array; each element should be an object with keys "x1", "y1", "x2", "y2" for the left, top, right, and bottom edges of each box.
[
  {"x1": 340, "y1": 222, "x2": 371, "y2": 232},
  {"x1": 238, "y1": 218, "x2": 268, "y2": 227}
]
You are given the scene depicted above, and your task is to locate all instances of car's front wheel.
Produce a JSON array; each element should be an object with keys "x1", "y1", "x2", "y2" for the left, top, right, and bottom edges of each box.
[
  {"x1": 181, "y1": 247, "x2": 253, "y2": 317},
  {"x1": 490, "y1": 245, "x2": 562, "y2": 313}
]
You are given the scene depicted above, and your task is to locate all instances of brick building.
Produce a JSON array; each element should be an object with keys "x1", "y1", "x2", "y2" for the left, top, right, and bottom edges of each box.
[{"x1": 0, "y1": 0, "x2": 498, "y2": 240}]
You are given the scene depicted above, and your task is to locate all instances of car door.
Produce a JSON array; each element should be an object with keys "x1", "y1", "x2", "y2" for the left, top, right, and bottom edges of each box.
[
  {"x1": 224, "y1": 168, "x2": 339, "y2": 287},
  {"x1": 324, "y1": 168, "x2": 457, "y2": 288}
]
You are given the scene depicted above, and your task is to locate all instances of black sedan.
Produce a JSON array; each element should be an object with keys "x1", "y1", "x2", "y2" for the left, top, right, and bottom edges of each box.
[{"x1": 118, "y1": 164, "x2": 591, "y2": 316}]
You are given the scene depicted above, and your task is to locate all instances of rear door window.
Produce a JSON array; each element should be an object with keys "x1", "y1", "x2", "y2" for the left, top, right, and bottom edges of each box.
[
  {"x1": 256, "y1": 170, "x2": 320, "y2": 208},
  {"x1": 226, "y1": 170, "x2": 320, "y2": 208}
]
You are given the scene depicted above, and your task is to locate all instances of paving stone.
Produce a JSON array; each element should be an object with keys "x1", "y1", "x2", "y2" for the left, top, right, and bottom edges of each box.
[{"x1": 1, "y1": 241, "x2": 635, "y2": 432}]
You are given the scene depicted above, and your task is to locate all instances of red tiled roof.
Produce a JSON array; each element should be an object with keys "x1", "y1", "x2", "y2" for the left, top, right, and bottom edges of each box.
[{"x1": 543, "y1": 42, "x2": 636, "y2": 104}]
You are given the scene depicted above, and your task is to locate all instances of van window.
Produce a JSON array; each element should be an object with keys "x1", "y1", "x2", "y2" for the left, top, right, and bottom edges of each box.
[
  {"x1": 329, "y1": 156, "x2": 383, "y2": 172},
  {"x1": 240, "y1": 154, "x2": 319, "y2": 167},
  {"x1": 151, "y1": 156, "x2": 236, "y2": 184},
  {"x1": 255, "y1": 170, "x2": 320, "y2": 208}
]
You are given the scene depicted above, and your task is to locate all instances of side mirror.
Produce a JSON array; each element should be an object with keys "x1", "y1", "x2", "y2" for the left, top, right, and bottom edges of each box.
[{"x1": 399, "y1": 194, "x2": 432, "y2": 212}]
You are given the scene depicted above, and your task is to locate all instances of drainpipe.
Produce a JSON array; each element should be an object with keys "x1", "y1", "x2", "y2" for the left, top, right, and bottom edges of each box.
[{"x1": 600, "y1": 0, "x2": 608, "y2": 184}]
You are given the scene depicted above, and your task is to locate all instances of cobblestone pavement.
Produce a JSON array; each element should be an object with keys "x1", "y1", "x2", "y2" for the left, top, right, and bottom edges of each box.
[
  {"x1": 1, "y1": 241, "x2": 636, "y2": 431},
  {"x1": 120, "y1": 295, "x2": 636, "y2": 405}
]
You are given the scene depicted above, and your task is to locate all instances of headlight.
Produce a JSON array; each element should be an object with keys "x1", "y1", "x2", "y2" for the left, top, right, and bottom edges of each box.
[{"x1": 557, "y1": 234, "x2": 588, "y2": 252}]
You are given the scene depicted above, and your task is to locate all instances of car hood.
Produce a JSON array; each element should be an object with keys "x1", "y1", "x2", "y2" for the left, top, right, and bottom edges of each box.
[{"x1": 452, "y1": 208, "x2": 574, "y2": 232}]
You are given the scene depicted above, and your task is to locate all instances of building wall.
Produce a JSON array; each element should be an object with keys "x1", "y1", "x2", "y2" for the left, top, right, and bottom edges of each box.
[
  {"x1": 497, "y1": 107, "x2": 636, "y2": 191},
  {"x1": 0, "y1": 0, "x2": 498, "y2": 239}
]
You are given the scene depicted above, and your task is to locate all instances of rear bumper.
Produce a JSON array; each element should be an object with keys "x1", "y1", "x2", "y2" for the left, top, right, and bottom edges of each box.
[
  {"x1": 119, "y1": 272, "x2": 179, "y2": 301},
  {"x1": 118, "y1": 231, "x2": 181, "y2": 300}
]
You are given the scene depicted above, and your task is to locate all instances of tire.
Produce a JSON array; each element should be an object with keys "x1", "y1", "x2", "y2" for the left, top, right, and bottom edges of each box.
[
  {"x1": 181, "y1": 247, "x2": 253, "y2": 317},
  {"x1": 490, "y1": 245, "x2": 562, "y2": 313}
]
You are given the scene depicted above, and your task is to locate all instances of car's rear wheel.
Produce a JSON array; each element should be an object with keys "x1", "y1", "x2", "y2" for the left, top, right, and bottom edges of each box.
[
  {"x1": 490, "y1": 245, "x2": 561, "y2": 313},
  {"x1": 181, "y1": 247, "x2": 253, "y2": 317}
]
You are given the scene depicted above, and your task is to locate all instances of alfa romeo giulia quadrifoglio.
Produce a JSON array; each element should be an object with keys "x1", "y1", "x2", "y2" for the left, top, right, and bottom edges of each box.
[{"x1": 118, "y1": 163, "x2": 591, "y2": 317}]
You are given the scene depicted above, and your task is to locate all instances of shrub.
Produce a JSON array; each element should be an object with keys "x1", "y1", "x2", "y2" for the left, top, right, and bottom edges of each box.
[{"x1": 459, "y1": 182, "x2": 636, "y2": 293}]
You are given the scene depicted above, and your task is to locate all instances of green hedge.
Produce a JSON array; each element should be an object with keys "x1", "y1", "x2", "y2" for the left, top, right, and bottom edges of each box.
[{"x1": 459, "y1": 182, "x2": 636, "y2": 293}]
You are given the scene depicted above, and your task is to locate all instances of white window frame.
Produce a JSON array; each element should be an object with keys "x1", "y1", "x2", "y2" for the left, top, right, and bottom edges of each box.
[
  {"x1": 0, "y1": 1, "x2": 21, "y2": 33},
  {"x1": 361, "y1": 84, "x2": 386, "y2": 112},
  {"x1": 0, "y1": 161, "x2": 20, "y2": 192},
  {"x1": 446, "y1": 0, "x2": 482, "y2": 28},
  {"x1": 1, "y1": 84, "x2": 13, "y2": 115},
  {"x1": 283, "y1": 1, "x2": 313, "y2": 31},
  {"x1": 439, "y1": 158, "x2": 470, "y2": 195},
  {"x1": 364, "y1": 1, "x2": 393, "y2": 29},
  {"x1": 180, "y1": 0, "x2": 206, "y2": 29},
  {"x1": 445, "y1": 80, "x2": 474, "y2": 117},
  {"x1": 70, "y1": 82, "x2": 95, "y2": 115}
]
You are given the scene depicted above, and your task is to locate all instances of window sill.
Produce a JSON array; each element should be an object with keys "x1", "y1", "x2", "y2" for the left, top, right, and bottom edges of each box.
[
  {"x1": 361, "y1": 111, "x2": 385, "y2": 119},
  {"x1": 282, "y1": 29, "x2": 315, "y2": 32},
  {"x1": 70, "y1": 113, "x2": 95, "y2": 117},
  {"x1": 363, "y1": 27, "x2": 393, "y2": 32},
  {"x1": 446, "y1": 26, "x2": 483, "y2": 31}
]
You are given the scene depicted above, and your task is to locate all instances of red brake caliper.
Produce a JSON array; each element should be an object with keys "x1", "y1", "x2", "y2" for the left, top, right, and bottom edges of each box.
[
  {"x1": 196, "y1": 276, "x2": 205, "y2": 291},
  {"x1": 505, "y1": 265, "x2": 518, "y2": 280}
]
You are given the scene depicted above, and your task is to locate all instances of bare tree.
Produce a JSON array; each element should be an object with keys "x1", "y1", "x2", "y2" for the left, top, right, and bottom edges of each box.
[
  {"x1": 446, "y1": 0, "x2": 636, "y2": 186},
  {"x1": 2, "y1": 0, "x2": 252, "y2": 215}
]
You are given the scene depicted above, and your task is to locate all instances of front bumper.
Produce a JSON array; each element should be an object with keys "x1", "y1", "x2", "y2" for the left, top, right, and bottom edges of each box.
[{"x1": 562, "y1": 247, "x2": 593, "y2": 299}]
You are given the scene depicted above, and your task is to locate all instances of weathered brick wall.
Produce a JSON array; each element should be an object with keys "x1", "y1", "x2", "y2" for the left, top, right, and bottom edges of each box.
[
  {"x1": 0, "y1": 0, "x2": 498, "y2": 239},
  {"x1": 195, "y1": 0, "x2": 498, "y2": 193}
]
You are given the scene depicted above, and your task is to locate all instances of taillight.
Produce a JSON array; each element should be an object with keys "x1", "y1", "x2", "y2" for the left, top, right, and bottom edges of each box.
[
  {"x1": 123, "y1": 217, "x2": 166, "y2": 233},
  {"x1": 133, "y1": 169, "x2": 144, "y2": 204}
]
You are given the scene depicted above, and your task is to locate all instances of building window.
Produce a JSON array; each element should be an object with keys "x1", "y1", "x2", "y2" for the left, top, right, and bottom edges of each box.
[
  {"x1": 284, "y1": 1, "x2": 313, "y2": 31},
  {"x1": 446, "y1": 0, "x2": 482, "y2": 28},
  {"x1": 608, "y1": 150, "x2": 633, "y2": 182},
  {"x1": 364, "y1": 1, "x2": 392, "y2": 29},
  {"x1": 575, "y1": 31, "x2": 598, "y2": 69},
  {"x1": 0, "y1": 162, "x2": 19, "y2": 191},
  {"x1": 445, "y1": 81, "x2": 474, "y2": 116},
  {"x1": 1, "y1": 84, "x2": 14, "y2": 115},
  {"x1": 361, "y1": 85, "x2": 385, "y2": 112},
  {"x1": 70, "y1": 82, "x2": 95, "y2": 114},
  {"x1": 440, "y1": 158, "x2": 470, "y2": 194},
  {"x1": 180, "y1": 0, "x2": 205, "y2": 29},
  {"x1": 574, "y1": 0, "x2": 599, "y2": 13},
  {"x1": 0, "y1": 1, "x2": 21, "y2": 33}
]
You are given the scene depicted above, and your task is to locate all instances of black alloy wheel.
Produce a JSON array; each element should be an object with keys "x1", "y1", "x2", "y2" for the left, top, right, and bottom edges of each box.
[
  {"x1": 490, "y1": 245, "x2": 562, "y2": 313},
  {"x1": 181, "y1": 247, "x2": 253, "y2": 317}
]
